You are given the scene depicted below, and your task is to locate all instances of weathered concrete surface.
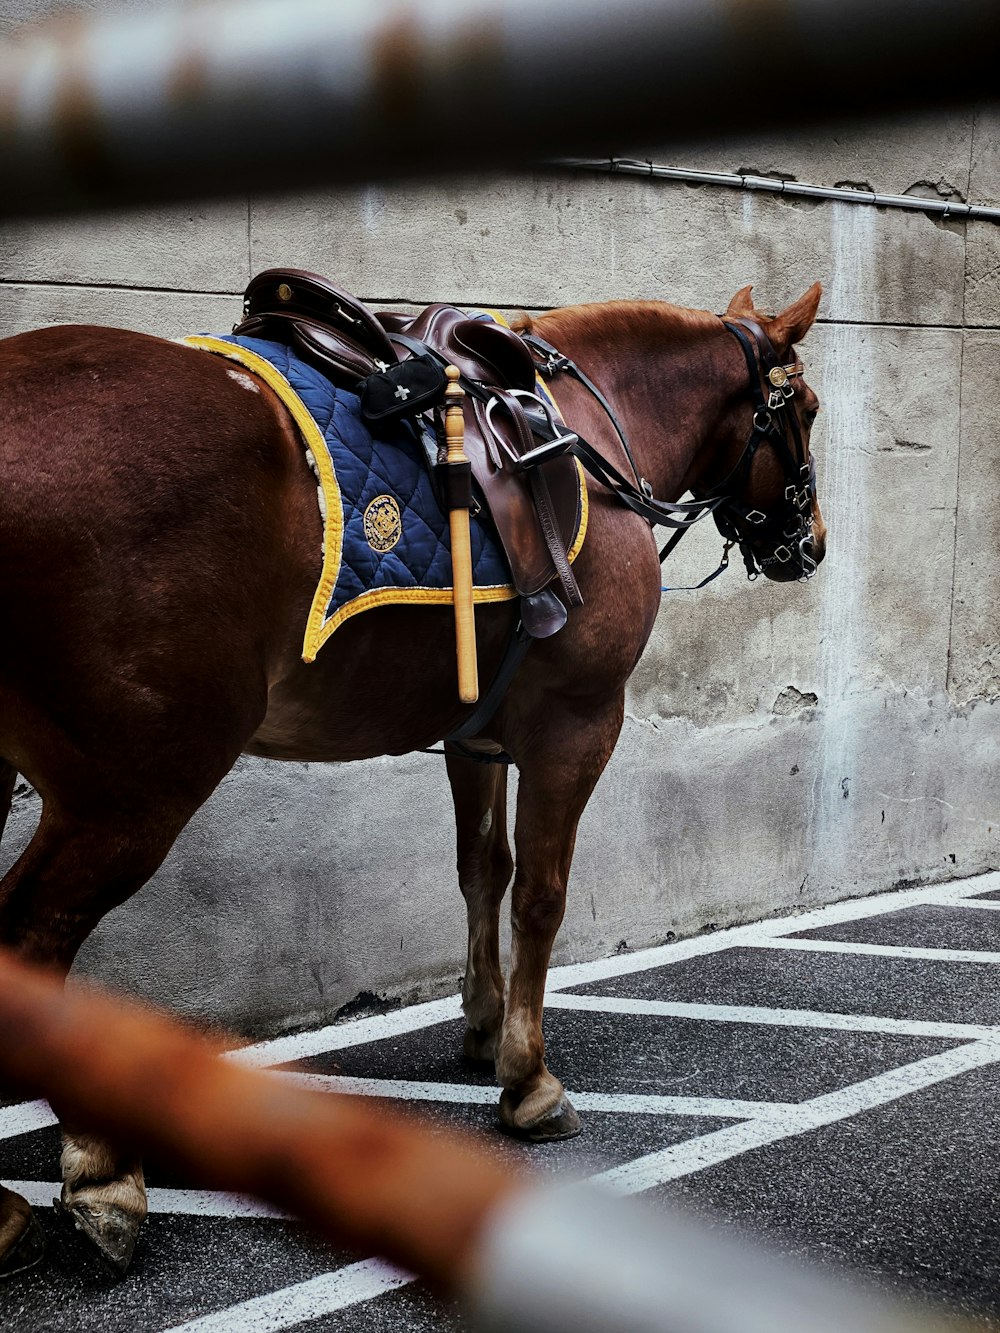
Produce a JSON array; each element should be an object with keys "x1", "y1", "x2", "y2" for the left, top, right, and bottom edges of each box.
[
  {"x1": 249, "y1": 177, "x2": 966, "y2": 326},
  {"x1": 966, "y1": 109, "x2": 1000, "y2": 327},
  {"x1": 0, "y1": 285, "x2": 240, "y2": 341},
  {"x1": 0, "y1": 0, "x2": 996, "y2": 1037},
  {"x1": 670, "y1": 112, "x2": 978, "y2": 201},
  {"x1": 0, "y1": 202, "x2": 250, "y2": 292},
  {"x1": 949, "y1": 331, "x2": 1000, "y2": 703}
]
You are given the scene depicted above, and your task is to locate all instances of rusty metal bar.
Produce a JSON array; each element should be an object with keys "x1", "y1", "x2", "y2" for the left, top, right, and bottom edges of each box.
[
  {"x1": 0, "y1": 949, "x2": 522, "y2": 1294},
  {"x1": 0, "y1": 0, "x2": 996, "y2": 219},
  {"x1": 0, "y1": 951, "x2": 962, "y2": 1331}
]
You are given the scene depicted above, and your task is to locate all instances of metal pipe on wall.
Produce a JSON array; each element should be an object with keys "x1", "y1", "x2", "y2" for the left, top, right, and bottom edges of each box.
[
  {"x1": 556, "y1": 158, "x2": 1000, "y2": 224},
  {"x1": 0, "y1": 0, "x2": 997, "y2": 219}
]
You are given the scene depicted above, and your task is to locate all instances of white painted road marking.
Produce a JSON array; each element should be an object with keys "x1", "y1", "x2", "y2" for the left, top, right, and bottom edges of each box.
[
  {"x1": 5, "y1": 871, "x2": 1000, "y2": 1333},
  {"x1": 754, "y1": 937, "x2": 1000, "y2": 965},
  {"x1": 0, "y1": 1098, "x2": 57, "y2": 1141},
  {"x1": 167, "y1": 1257, "x2": 413, "y2": 1332},
  {"x1": 5, "y1": 1181, "x2": 291, "y2": 1219},
  {"x1": 153, "y1": 1037, "x2": 1000, "y2": 1330},
  {"x1": 595, "y1": 1040, "x2": 1000, "y2": 1193},
  {"x1": 228, "y1": 994, "x2": 464, "y2": 1069},
  {"x1": 545, "y1": 991, "x2": 1000, "y2": 1044},
  {"x1": 223, "y1": 877, "x2": 998, "y2": 1076},
  {"x1": 280, "y1": 1072, "x2": 797, "y2": 1122},
  {"x1": 541, "y1": 875, "x2": 994, "y2": 994}
]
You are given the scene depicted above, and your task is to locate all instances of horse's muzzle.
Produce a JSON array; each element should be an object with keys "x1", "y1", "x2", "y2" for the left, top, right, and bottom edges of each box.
[{"x1": 762, "y1": 531, "x2": 825, "y2": 582}]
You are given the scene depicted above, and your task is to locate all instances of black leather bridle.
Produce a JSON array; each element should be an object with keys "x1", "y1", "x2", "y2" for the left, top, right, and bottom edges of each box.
[
  {"x1": 518, "y1": 316, "x2": 818, "y2": 586},
  {"x1": 702, "y1": 316, "x2": 817, "y2": 582}
]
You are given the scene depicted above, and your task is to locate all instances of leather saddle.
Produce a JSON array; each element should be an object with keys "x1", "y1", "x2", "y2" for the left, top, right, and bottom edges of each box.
[{"x1": 234, "y1": 269, "x2": 582, "y2": 608}]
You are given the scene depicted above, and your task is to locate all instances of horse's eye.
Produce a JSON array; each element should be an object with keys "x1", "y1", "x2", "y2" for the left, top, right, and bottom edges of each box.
[{"x1": 805, "y1": 408, "x2": 819, "y2": 426}]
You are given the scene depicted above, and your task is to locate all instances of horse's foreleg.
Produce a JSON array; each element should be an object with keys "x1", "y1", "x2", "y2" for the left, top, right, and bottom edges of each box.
[
  {"x1": 446, "y1": 754, "x2": 513, "y2": 1064},
  {"x1": 497, "y1": 693, "x2": 624, "y2": 1141}
]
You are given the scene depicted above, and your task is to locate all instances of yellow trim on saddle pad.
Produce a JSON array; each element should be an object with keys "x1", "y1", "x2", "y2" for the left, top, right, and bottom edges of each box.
[
  {"x1": 183, "y1": 331, "x2": 588, "y2": 664},
  {"x1": 183, "y1": 335, "x2": 347, "y2": 662}
]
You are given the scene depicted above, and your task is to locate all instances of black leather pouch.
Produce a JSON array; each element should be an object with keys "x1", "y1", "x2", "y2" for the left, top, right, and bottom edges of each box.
[{"x1": 360, "y1": 356, "x2": 447, "y2": 425}]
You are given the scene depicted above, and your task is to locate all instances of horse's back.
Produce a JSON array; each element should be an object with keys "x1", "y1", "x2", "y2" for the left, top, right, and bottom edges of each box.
[
  {"x1": 0, "y1": 324, "x2": 300, "y2": 522},
  {"x1": 0, "y1": 325, "x2": 319, "y2": 783}
]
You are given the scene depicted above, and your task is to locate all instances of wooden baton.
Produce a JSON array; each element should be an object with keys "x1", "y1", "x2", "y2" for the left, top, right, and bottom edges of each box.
[{"x1": 444, "y1": 366, "x2": 479, "y2": 704}]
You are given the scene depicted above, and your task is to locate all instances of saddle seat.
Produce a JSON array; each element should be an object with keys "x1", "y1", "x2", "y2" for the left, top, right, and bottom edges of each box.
[{"x1": 234, "y1": 269, "x2": 583, "y2": 603}]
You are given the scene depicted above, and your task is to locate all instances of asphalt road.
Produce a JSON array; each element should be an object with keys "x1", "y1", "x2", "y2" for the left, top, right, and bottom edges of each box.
[{"x1": 3, "y1": 871, "x2": 1000, "y2": 1332}]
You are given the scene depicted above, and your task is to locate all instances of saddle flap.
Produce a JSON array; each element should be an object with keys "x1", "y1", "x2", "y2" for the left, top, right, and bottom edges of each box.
[{"x1": 463, "y1": 398, "x2": 583, "y2": 599}]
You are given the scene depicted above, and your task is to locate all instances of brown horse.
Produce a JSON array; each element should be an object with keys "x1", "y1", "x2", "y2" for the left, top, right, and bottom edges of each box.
[{"x1": 0, "y1": 281, "x2": 825, "y2": 1275}]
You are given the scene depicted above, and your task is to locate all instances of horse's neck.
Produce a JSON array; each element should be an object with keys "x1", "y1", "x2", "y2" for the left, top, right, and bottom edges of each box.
[{"x1": 537, "y1": 306, "x2": 732, "y2": 501}]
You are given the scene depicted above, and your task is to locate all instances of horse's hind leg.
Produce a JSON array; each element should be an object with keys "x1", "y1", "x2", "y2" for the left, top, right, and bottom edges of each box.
[
  {"x1": 497, "y1": 692, "x2": 624, "y2": 1141},
  {"x1": 0, "y1": 762, "x2": 45, "y2": 1278},
  {"x1": 446, "y1": 754, "x2": 513, "y2": 1063},
  {"x1": 0, "y1": 798, "x2": 218, "y2": 1274},
  {"x1": 0, "y1": 761, "x2": 15, "y2": 846},
  {"x1": 0, "y1": 1185, "x2": 44, "y2": 1277}
]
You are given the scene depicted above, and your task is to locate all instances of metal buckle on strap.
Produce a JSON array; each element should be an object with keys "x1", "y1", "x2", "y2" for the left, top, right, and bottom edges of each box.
[
  {"x1": 784, "y1": 484, "x2": 811, "y2": 511},
  {"x1": 745, "y1": 509, "x2": 767, "y2": 525}
]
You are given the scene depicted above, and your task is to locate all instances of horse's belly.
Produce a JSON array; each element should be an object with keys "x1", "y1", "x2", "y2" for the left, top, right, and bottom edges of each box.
[{"x1": 248, "y1": 601, "x2": 516, "y2": 763}]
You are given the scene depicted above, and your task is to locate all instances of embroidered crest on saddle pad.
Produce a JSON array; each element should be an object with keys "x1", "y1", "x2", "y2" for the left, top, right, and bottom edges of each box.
[
  {"x1": 183, "y1": 332, "x2": 587, "y2": 663},
  {"x1": 363, "y1": 495, "x2": 402, "y2": 553}
]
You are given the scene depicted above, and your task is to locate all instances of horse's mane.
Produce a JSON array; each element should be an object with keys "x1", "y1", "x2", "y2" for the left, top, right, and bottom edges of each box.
[{"x1": 511, "y1": 300, "x2": 721, "y2": 350}]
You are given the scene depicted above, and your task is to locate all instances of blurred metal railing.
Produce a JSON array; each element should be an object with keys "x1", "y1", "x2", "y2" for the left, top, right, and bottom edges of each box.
[
  {"x1": 0, "y1": 951, "x2": 954, "y2": 1333},
  {"x1": 0, "y1": 0, "x2": 997, "y2": 218}
]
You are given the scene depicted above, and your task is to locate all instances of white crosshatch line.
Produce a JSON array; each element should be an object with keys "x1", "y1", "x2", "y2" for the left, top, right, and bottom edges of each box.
[{"x1": 3, "y1": 870, "x2": 1000, "y2": 1331}]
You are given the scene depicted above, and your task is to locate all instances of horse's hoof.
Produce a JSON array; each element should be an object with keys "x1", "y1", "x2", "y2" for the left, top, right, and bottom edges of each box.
[
  {"x1": 55, "y1": 1197, "x2": 143, "y2": 1276},
  {"x1": 498, "y1": 1090, "x2": 583, "y2": 1142},
  {"x1": 0, "y1": 1214, "x2": 45, "y2": 1278}
]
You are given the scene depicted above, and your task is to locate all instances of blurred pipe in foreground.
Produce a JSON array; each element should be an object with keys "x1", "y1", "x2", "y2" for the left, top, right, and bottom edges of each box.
[
  {"x1": 0, "y1": 0, "x2": 997, "y2": 219},
  {"x1": 0, "y1": 950, "x2": 957, "y2": 1332}
]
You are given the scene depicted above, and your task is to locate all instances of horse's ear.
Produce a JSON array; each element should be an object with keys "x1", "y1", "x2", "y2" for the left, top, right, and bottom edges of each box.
[
  {"x1": 726, "y1": 285, "x2": 755, "y2": 317},
  {"x1": 768, "y1": 282, "x2": 822, "y2": 350}
]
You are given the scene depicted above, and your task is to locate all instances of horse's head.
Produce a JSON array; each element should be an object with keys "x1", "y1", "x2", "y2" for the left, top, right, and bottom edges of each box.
[{"x1": 698, "y1": 283, "x2": 826, "y2": 583}]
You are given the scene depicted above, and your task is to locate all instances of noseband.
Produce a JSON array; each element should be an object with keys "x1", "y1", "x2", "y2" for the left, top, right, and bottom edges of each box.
[{"x1": 708, "y1": 317, "x2": 817, "y2": 582}]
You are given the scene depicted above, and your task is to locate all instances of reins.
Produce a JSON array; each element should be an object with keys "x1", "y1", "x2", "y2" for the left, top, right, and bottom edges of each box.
[{"x1": 435, "y1": 311, "x2": 817, "y2": 762}]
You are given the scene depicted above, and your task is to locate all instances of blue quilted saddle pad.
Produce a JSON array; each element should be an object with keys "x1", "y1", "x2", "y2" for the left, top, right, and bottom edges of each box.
[{"x1": 185, "y1": 332, "x2": 519, "y2": 661}]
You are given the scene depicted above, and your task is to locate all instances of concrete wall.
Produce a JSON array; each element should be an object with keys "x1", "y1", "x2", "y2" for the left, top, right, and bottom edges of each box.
[{"x1": 0, "y1": 0, "x2": 997, "y2": 1034}]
